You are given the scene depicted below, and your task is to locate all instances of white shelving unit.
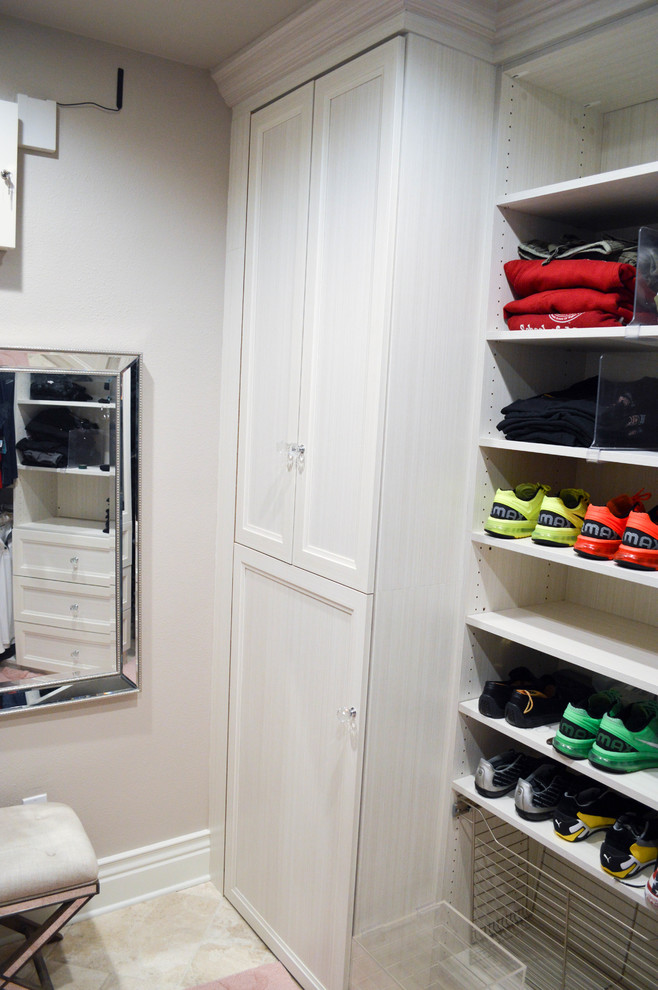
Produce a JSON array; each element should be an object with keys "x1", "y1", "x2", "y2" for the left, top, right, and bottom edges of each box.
[{"x1": 453, "y1": 38, "x2": 658, "y2": 988}]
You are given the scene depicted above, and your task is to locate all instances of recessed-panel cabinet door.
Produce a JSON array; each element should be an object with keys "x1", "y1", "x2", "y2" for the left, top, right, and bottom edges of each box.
[
  {"x1": 225, "y1": 546, "x2": 372, "y2": 990},
  {"x1": 235, "y1": 85, "x2": 313, "y2": 561},
  {"x1": 293, "y1": 40, "x2": 404, "y2": 591}
]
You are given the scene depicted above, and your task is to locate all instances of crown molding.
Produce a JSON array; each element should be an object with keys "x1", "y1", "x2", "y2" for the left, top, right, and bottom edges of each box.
[
  {"x1": 494, "y1": 0, "x2": 658, "y2": 65},
  {"x1": 212, "y1": 0, "x2": 496, "y2": 108},
  {"x1": 211, "y1": 0, "x2": 657, "y2": 108}
]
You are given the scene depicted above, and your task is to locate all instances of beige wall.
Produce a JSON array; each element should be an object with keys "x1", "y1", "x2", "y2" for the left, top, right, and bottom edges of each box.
[{"x1": 0, "y1": 16, "x2": 231, "y2": 859}]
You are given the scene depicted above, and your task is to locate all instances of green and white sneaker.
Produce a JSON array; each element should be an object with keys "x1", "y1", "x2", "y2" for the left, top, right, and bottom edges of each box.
[
  {"x1": 552, "y1": 689, "x2": 622, "y2": 759},
  {"x1": 589, "y1": 700, "x2": 658, "y2": 773},
  {"x1": 484, "y1": 483, "x2": 550, "y2": 539},
  {"x1": 531, "y1": 488, "x2": 590, "y2": 547}
]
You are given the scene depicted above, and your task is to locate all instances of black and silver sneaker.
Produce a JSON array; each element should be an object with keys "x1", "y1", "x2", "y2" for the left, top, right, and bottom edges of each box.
[
  {"x1": 514, "y1": 762, "x2": 573, "y2": 821},
  {"x1": 475, "y1": 749, "x2": 544, "y2": 799}
]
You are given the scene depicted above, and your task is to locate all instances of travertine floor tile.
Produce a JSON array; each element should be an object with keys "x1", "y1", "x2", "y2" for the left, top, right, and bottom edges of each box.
[{"x1": 2, "y1": 883, "x2": 275, "y2": 990}]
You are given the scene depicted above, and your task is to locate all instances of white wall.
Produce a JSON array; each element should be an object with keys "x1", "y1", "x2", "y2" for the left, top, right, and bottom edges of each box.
[{"x1": 0, "y1": 16, "x2": 231, "y2": 864}]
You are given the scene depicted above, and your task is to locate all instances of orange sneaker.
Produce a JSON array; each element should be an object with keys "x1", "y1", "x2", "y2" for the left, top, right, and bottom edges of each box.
[
  {"x1": 574, "y1": 489, "x2": 650, "y2": 561},
  {"x1": 614, "y1": 504, "x2": 658, "y2": 571}
]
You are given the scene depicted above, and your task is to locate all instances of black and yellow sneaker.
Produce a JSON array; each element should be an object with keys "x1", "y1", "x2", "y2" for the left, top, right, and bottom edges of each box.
[
  {"x1": 600, "y1": 811, "x2": 658, "y2": 879},
  {"x1": 553, "y1": 783, "x2": 634, "y2": 842}
]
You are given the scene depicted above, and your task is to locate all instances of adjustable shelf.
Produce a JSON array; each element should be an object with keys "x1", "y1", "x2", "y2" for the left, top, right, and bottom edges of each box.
[
  {"x1": 472, "y1": 533, "x2": 658, "y2": 589},
  {"x1": 486, "y1": 328, "x2": 658, "y2": 349},
  {"x1": 479, "y1": 437, "x2": 658, "y2": 468},
  {"x1": 452, "y1": 776, "x2": 647, "y2": 908},
  {"x1": 17, "y1": 399, "x2": 116, "y2": 410},
  {"x1": 18, "y1": 465, "x2": 114, "y2": 476},
  {"x1": 458, "y1": 699, "x2": 658, "y2": 812},
  {"x1": 496, "y1": 159, "x2": 658, "y2": 229},
  {"x1": 17, "y1": 518, "x2": 114, "y2": 536},
  {"x1": 466, "y1": 602, "x2": 658, "y2": 696}
]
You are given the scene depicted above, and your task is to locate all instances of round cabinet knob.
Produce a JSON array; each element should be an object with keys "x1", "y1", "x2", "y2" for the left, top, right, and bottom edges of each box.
[
  {"x1": 71, "y1": 649, "x2": 80, "y2": 659},
  {"x1": 336, "y1": 706, "x2": 357, "y2": 723},
  {"x1": 70, "y1": 603, "x2": 80, "y2": 613},
  {"x1": 70, "y1": 556, "x2": 79, "y2": 567}
]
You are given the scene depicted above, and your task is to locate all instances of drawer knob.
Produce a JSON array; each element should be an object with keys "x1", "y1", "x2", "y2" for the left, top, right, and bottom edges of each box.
[
  {"x1": 70, "y1": 603, "x2": 79, "y2": 613},
  {"x1": 71, "y1": 649, "x2": 80, "y2": 659},
  {"x1": 70, "y1": 556, "x2": 79, "y2": 567}
]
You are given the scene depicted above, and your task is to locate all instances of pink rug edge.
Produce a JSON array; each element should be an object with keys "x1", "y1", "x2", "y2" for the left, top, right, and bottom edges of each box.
[{"x1": 187, "y1": 960, "x2": 298, "y2": 990}]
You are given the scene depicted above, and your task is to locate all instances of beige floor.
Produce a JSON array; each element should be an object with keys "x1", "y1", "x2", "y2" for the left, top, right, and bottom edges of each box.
[{"x1": 1, "y1": 882, "x2": 278, "y2": 989}]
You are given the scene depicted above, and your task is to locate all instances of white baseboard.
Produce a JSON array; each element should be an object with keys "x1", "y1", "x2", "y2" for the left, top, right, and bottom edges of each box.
[{"x1": 79, "y1": 829, "x2": 212, "y2": 920}]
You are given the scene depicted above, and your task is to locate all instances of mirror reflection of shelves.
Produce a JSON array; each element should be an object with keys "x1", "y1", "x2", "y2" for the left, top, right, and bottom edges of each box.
[{"x1": 11, "y1": 371, "x2": 122, "y2": 683}]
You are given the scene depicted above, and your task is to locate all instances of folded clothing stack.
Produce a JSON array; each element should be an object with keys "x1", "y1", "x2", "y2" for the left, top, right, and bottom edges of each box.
[
  {"x1": 497, "y1": 376, "x2": 598, "y2": 446},
  {"x1": 503, "y1": 259, "x2": 641, "y2": 330}
]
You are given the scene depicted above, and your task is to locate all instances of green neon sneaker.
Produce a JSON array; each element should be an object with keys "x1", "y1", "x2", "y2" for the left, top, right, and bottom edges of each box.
[
  {"x1": 531, "y1": 488, "x2": 590, "y2": 547},
  {"x1": 589, "y1": 700, "x2": 658, "y2": 773},
  {"x1": 552, "y1": 689, "x2": 622, "y2": 759},
  {"x1": 484, "y1": 483, "x2": 550, "y2": 539}
]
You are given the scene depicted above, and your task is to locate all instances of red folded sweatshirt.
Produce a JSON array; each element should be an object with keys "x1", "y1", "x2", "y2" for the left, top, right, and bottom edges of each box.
[
  {"x1": 506, "y1": 311, "x2": 624, "y2": 331},
  {"x1": 504, "y1": 259, "x2": 636, "y2": 295},
  {"x1": 504, "y1": 287, "x2": 635, "y2": 323}
]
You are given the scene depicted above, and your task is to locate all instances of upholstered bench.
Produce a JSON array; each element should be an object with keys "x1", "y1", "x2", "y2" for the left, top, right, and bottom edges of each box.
[{"x1": 0, "y1": 802, "x2": 99, "y2": 990}]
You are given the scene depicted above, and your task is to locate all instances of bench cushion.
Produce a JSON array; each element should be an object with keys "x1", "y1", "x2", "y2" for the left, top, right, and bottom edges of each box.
[{"x1": 0, "y1": 802, "x2": 98, "y2": 906}]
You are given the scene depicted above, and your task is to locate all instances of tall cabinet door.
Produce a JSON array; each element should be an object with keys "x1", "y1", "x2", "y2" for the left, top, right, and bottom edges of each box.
[
  {"x1": 225, "y1": 546, "x2": 372, "y2": 990},
  {"x1": 293, "y1": 40, "x2": 403, "y2": 591},
  {"x1": 235, "y1": 85, "x2": 313, "y2": 561}
]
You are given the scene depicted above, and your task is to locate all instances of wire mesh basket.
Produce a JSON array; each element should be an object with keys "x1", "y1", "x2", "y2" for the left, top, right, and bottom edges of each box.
[{"x1": 464, "y1": 806, "x2": 658, "y2": 990}]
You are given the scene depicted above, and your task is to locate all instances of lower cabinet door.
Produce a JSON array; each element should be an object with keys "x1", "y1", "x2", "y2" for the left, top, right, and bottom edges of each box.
[{"x1": 225, "y1": 545, "x2": 372, "y2": 990}]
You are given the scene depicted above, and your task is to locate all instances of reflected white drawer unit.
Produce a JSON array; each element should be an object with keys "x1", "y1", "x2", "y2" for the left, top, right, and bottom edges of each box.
[
  {"x1": 13, "y1": 521, "x2": 115, "y2": 587},
  {"x1": 15, "y1": 576, "x2": 115, "y2": 635},
  {"x1": 14, "y1": 622, "x2": 117, "y2": 677}
]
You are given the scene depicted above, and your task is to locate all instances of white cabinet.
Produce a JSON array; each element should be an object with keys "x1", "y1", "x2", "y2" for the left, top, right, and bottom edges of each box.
[
  {"x1": 221, "y1": 26, "x2": 497, "y2": 990},
  {"x1": 225, "y1": 546, "x2": 371, "y2": 990},
  {"x1": 235, "y1": 40, "x2": 402, "y2": 593}
]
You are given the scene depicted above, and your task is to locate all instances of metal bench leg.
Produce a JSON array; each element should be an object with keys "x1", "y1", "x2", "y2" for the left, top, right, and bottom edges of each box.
[{"x1": 0, "y1": 891, "x2": 95, "y2": 990}]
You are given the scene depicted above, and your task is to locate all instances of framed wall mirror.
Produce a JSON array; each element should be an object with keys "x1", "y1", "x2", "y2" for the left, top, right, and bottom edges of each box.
[{"x1": 0, "y1": 348, "x2": 141, "y2": 715}]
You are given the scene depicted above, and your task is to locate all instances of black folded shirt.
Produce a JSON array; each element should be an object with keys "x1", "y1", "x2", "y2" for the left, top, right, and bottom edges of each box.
[{"x1": 497, "y1": 377, "x2": 599, "y2": 447}]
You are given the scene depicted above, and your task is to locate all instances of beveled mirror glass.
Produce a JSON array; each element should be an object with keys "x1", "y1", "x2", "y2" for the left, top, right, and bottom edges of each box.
[{"x1": 0, "y1": 348, "x2": 141, "y2": 714}]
